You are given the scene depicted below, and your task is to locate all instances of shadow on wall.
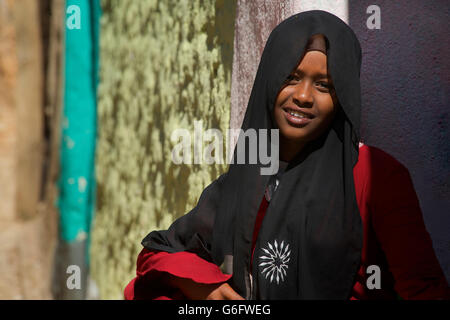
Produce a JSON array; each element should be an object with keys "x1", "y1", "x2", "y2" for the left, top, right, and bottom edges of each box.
[{"x1": 349, "y1": 0, "x2": 450, "y2": 282}]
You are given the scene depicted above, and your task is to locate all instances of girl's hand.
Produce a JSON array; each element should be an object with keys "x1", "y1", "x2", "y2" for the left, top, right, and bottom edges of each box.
[{"x1": 168, "y1": 275, "x2": 245, "y2": 300}]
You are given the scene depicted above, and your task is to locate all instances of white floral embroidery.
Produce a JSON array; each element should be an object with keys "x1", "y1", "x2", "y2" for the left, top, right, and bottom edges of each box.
[{"x1": 259, "y1": 240, "x2": 291, "y2": 284}]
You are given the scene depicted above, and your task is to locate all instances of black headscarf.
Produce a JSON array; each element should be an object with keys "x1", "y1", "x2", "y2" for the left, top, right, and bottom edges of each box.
[{"x1": 142, "y1": 10, "x2": 363, "y2": 300}]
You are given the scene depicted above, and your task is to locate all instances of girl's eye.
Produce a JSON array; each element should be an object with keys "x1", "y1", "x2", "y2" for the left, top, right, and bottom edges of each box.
[
  {"x1": 316, "y1": 82, "x2": 332, "y2": 91},
  {"x1": 286, "y1": 75, "x2": 300, "y2": 83}
]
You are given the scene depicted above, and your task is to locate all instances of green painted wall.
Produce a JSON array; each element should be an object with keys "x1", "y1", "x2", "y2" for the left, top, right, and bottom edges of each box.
[{"x1": 91, "y1": 0, "x2": 236, "y2": 299}]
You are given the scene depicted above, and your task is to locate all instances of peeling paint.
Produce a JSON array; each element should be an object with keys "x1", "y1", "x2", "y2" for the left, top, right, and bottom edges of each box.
[{"x1": 78, "y1": 177, "x2": 87, "y2": 193}]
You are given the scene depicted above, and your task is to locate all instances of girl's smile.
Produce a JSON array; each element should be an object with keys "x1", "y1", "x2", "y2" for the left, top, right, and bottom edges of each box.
[{"x1": 282, "y1": 106, "x2": 314, "y2": 127}]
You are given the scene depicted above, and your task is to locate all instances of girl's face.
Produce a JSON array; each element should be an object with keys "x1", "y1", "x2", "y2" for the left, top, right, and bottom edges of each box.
[{"x1": 273, "y1": 50, "x2": 338, "y2": 145}]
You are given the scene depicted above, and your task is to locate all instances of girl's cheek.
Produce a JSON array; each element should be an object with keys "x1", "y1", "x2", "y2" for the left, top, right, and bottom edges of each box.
[{"x1": 281, "y1": 85, "x2": 296, "y2": 97}]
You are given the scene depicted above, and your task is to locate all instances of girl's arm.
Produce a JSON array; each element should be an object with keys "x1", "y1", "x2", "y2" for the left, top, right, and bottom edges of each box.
[
  {"x1": 125, "y1": 172, "x2": 245, "y2": 299},
  {"x1": 124, "y1": 248, "x2": 243, "y2": 300},
  {"x1": 370, "y1": 157, "x2": 450, "y2": 300}
]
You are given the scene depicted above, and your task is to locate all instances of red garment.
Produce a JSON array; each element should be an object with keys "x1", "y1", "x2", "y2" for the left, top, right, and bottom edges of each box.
[{"x1": 124, "y1": 144, "x2": 450, "y2": 300}]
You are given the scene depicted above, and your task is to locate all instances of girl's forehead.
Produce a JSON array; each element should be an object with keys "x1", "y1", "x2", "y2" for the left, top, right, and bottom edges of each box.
[{"x1": 295, "y1": 51, "x2": 330, "y2": 79}]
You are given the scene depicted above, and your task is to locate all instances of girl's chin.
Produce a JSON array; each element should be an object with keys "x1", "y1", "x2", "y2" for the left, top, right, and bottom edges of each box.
[{"x1": 280, "y1": 128, "x2": 311, "y2": 143}]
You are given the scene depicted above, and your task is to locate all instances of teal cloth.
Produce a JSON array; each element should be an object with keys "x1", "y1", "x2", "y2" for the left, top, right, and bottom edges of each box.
[{"x1": 57, "y1": 0, "x2": 101, "y2": 266}]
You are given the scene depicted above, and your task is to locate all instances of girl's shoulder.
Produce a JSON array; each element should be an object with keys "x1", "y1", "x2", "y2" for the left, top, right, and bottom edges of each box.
[{"x1": 356, "y1": 142, "x2": 411, "y2": 179}]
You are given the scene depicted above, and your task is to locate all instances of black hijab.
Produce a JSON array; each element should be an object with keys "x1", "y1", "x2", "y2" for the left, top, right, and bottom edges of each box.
[{"x1": 142, "y1": 10, "x2": 363, "y2": 300}]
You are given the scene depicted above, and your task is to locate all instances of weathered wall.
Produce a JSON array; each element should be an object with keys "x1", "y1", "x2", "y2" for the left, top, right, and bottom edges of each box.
[
  {"x1": 0, "y1": 0, "x2": 56, "y2": 299},
  {"x1": 14, "y1": 0, "x2": 45, "y2": 221},
  {"x1": 349, "y1": 0, "x2": 450, "y2": 282},
  {"x1": 0, "y1": 0, "x2": 18, "y2": 224},
  {"x1": 52, "y1": 0, "x2": 101, "y2": 300},
  {"x1": 91, "y1": 0, "x2": 236, "y2": 299}
]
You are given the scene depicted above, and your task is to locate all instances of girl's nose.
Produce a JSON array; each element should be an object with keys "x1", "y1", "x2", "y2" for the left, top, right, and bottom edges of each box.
[{"x1": 292, "y1": 81, "x2": 313, "y2": 107}]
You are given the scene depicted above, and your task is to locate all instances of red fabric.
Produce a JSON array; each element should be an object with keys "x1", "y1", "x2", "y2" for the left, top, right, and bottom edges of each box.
[
  {"x1": 124, "y1": 144, "x2": 450, "y2": 300},
  {"x1": 124, "y1": 250, "x2": 232, "y2": 300},
  {"x1": 251, "y1": 196, "x2": 269, "y2": 265},
  {"x1": 350, "y1": 145, "x2": 450, "y2": 300}
]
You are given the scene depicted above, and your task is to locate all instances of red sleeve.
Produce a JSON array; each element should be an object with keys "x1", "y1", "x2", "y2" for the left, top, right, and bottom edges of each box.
[
  {"x1": 124, "y1": 248, "x2": 232, "y2": 300},
  {"x1": 370, "y1": 156, "x2": 450, "y2": 300}
]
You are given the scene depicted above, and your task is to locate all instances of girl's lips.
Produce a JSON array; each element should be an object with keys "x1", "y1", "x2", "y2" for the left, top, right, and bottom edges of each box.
[{"x1": 283, "y1": 109, "x2": 312, "y2": 127}]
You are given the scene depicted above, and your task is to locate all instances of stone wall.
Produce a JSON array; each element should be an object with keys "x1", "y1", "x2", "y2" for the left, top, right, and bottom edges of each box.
[{"x1": 91, "y1": 0, "x2": 237, "y2": 299}]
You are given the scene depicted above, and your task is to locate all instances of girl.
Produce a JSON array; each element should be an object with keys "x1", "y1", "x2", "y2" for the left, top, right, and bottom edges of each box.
[{"x1": 124, "y1": 10, "x2": 449, "y2": 300}]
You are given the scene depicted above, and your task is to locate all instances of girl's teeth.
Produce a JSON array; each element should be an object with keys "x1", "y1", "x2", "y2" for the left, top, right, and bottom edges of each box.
[{"x1": 289, "y1": 111, "x2": 305, "y2": 118}]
